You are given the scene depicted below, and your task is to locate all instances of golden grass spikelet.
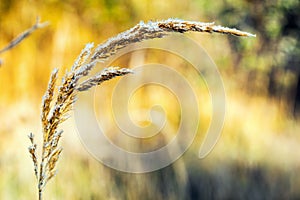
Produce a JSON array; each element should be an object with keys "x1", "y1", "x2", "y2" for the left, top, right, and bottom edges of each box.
[
  {"x1": 28, "y1": 133, "x2": 38, "y2": 180},
  {"x1": 77, "y1": 67, "x2": 133, "y2": 91},
  {"x1": 71, "y1": 43, "x2": 94, "y2": 71},
  {"x1": 41, "y1": 68, "x2": 58, "y2": 139},
  {"x1": 46, "y1": 147, "x2": 62, "y2": 181}
]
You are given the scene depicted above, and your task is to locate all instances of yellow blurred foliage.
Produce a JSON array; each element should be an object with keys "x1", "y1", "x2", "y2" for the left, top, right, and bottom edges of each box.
[{"x1": 0, "y1": 0, "x2": 299, "y2": 199}]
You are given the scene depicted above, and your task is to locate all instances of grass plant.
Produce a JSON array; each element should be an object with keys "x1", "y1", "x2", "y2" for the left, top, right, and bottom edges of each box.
[{"x1": 28, "y1": 18, "x2": 254, "y2": 199}]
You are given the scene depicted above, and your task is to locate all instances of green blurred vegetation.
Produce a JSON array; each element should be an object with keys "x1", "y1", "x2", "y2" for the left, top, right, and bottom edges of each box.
[{"x1": 0, "y1": 0, "x2": 299, "y2": 199}]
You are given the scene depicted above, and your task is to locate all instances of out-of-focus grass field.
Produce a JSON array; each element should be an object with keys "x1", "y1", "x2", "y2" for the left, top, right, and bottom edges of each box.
[{"x1": 1, "y1": 0, "x2": 300, "y2": 199}]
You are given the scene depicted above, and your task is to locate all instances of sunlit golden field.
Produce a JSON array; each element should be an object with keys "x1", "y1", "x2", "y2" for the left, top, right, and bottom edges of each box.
[{"x1": 1, "y1": 0, "x2": 300, "y2": 199}]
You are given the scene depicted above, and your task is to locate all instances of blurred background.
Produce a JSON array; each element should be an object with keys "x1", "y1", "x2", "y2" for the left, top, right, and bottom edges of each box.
[{"x1": 0, "y1": 0, "x2": 300, "y2": 199}]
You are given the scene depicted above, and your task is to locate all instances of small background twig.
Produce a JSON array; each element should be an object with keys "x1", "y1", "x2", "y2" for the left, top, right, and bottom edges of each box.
[{"x1": 0, "y1": 17, "x2": 48, "y2": 66}]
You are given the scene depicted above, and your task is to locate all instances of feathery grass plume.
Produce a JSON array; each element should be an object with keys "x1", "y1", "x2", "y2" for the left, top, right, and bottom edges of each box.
[
  {"x1": 29, "y1": 18, "x2": 254, "y2": 199},
  {"x1": 77, "y1": 67, "x2": 133, "y2": 91},
  {"x1": 91, "y1": 18, "x2": 255, "y2": 61}
]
